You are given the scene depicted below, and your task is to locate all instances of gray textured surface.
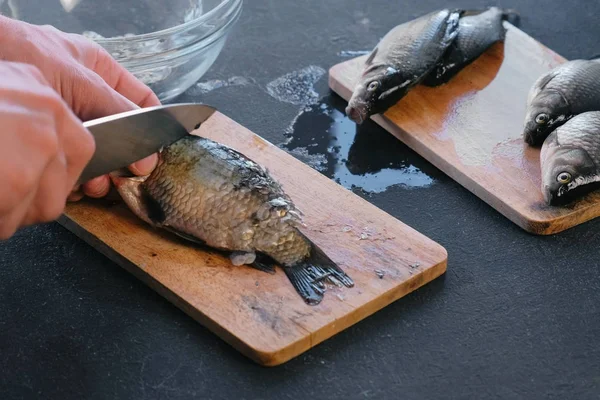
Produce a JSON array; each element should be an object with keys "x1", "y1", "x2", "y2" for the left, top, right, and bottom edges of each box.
[{"x1": 2, "y1": 1, "x2": 600, "y2": 399}]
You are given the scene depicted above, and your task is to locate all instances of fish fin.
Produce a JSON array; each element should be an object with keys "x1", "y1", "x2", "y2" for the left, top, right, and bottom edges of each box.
[
  {"x1": 249, "y1": 253, "x2": 277, "y2": 275},
  {"x1": 423, "y1": 7, "x2": 514, "y2": 87},
  {"x1": 284, "y1": 231, "x2": 354, "y2": 305},
  {"x1": 283, "y1": 267, "x2": 326, "y2": 305},
  {"x1": 501, "y1": 9, "x2": 520, "y2": 26},
  {"x1": 587, "y1": 53, "x2": 600, "y2": 61},
  {"x1": 534, "y1": 71, "x2": 559, "y2": 92},
  {"x1": 229, "y1": 251, "x2": 257, "y2": 266},
  {"x1": 456, "y1": 9, "x2": 487, "y2": 17},
  {"x1": 139, "y1": 185, "x2": 166, "y2": 224},
  {"x1": 442, "y1": 11, "x2": 461, "y2": 47},
  {"x1": 456, "y1": 7, "x2": 519, "y2": 25},
  {"x1": 163, "y1": 226, "x2": 207, "y2": 246},
  {"x1": 364, "y1": 47, "x2": 378, "y2": 65}
]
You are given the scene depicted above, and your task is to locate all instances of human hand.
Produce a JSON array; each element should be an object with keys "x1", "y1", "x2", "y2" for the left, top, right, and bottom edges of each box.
[
  {"x1": 0, "y1": 61, "x2": 95, "y2": 239},
  {"x1": 0, "y1": 15, "x2": 161, "y2": 200}
]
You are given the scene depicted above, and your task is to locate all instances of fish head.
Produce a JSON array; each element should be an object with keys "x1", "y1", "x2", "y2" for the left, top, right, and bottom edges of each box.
[
  {"x1": 523, "y1": 89, "x2": 569, "y2": 146},
  {"x1": 109, "y1": 169, "x2": 156, "y2": 225},
  {"x1": 540, "y1": 133, "x2": 599, "y2": 206},
  {"x1": 346, "y1": 61, "x2": 414, "y2": 124}
]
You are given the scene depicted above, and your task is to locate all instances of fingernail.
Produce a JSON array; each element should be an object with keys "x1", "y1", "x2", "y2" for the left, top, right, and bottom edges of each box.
[
  {"x1": 83, "y1": 175, "x2": 110, "y2": 198},
  {"x1": 129, "y1": 153, "x2": 158, "y2": 176},
  {"x1": 68, "y1": 191, "x2": 85, "y2": 202}
]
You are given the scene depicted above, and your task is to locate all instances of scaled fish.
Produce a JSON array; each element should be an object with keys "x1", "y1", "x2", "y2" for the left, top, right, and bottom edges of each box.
[
  {"x1": 111, "y1": 135, "x2": 354, "y2": 305},
  {"x1": 523, "y1": 59, "x2": 600, "y2": 147},
  {"x1": 540, "y1": 111, "x2": 600, "y2": 205},
  {"x1": 345, "y1": 7, "x2": 517, "y2": 124}
]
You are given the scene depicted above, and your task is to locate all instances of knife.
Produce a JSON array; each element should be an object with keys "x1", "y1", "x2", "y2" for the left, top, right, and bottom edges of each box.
[{"x1": 76, "y1": 103, "x2": 216, "y2": 185}]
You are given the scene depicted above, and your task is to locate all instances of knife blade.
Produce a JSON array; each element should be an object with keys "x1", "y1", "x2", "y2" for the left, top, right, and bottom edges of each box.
[{"x1": 76, "y1": 103, "x2": 216, "y2": 185}]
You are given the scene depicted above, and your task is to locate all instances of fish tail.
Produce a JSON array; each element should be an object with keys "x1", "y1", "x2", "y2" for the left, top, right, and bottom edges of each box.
[
  {"x1": 283, "y1": 232, "x2": 354, "y2": 305},
  {"x1": 587, "y1": 53, "x2": 600, "y2": 61},
  {"x1": 501, "y1": 9, "x2": 520, "y2": 27},
  {"x1": 457, "y1": 7, "x2": 520, "y2": 27},
  {"x1": 249, "y1": 253, "x2": 277, "y2": 274}
]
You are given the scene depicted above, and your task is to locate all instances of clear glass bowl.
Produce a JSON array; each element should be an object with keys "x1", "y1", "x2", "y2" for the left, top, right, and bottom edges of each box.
[{"x1": 0, "y1": 0, "x2": 243, "y2": 102}]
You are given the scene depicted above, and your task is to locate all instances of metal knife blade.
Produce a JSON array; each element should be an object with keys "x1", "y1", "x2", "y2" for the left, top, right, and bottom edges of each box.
[{"x1": 76, "y1": 103, "x2": 216, "y2": 185}]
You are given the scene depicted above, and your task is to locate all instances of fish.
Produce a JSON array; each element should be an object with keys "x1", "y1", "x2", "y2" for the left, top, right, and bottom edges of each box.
[
  {"x1": 540, "y1": 111, "x2": 600, "y2": 206},
  {"x1": 110, "y1": 135, "x2": 354, "y2": 305},
  {"x1": 421, "y1": 7, "x2": 518, "y2": 86},
  {"x1": 523, "y1": 59, "x2": 600, "y2": 147},
  {"x1": 345, "y1": 9, "x2": 461, "y2": 124},
  {"x1": 345, "y1": 7, "x2": 517, "y2": 124}
]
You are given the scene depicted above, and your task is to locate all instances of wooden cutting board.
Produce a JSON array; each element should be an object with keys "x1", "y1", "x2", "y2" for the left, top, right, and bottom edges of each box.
[
  {"x1": 329, "y1": 23, "x2": 600, "y2": 235},
  {"x1": 58, "y1": 112, "x2": 447, "y2": 366}
]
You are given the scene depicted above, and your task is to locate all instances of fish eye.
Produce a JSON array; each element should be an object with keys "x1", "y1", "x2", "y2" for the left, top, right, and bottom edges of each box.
[
  {"x1": 367, "y1": 81, "x2": 380, "y2": 91},
  {"x1": 557, "y1": 172, "x2": 572, "y2": 184},
  {"x1": 535, "y1": 113, "x2": 549, "y2": 125}
]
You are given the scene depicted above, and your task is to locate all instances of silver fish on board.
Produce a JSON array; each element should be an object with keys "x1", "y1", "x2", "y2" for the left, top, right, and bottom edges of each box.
[
  {"x1": 540, "y1": 111, "x2": 600, "y2": 205},
  {"x1": 523, "y1": 59, "x2": 600, "y2": 147},
  {"x1": 345, "y1": 7, "x2": 518, "y2": 124}
]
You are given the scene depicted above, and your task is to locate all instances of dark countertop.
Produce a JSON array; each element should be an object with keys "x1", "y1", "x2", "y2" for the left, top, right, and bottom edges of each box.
[{"x1": 2, "y1": 1, "x2": 600, "y2": 399}]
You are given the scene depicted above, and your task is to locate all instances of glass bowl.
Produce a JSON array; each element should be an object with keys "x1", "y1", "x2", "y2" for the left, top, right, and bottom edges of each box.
[{"x1": 0, "y1": 0, "x2": 243, "y2": 102}]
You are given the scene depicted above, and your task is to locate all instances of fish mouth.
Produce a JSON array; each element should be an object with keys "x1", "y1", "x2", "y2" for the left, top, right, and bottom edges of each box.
[
  {"x1": 523, "y1": 126, "x2": 548, "y2": 147},
  {"x1": 523, "y1": 131, "x2": 537, "y2": 146},
  {"x1": 544, "y1": 181, "x2": 600, "y2": 206},
  {"x1": 545, "y1": 189, "x2": 572, "y2": 207},
  {"x1": 346, "y1": 104, "x2": 367, "y2": 124},
  {"x1": 542, "y1": 186, "x2": 556, "y2": 206}
]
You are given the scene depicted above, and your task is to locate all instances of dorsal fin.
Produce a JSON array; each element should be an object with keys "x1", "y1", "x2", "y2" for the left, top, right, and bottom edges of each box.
[{"x1": 364, "y1": 47, "x2": 378, "y2": 65}]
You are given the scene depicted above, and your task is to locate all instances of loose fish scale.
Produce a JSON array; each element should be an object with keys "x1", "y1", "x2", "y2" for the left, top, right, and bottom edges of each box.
[{"x1": 142, "y1": 136, "x2": 310, "y2": 266}]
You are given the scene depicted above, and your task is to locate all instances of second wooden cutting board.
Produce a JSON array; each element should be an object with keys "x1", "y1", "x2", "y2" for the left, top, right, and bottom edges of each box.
[{"x1": 329, "y1": 23, "x2": 600, "y2": 235}]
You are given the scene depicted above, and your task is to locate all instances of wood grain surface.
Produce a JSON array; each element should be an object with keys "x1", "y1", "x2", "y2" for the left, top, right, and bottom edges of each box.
[
  {"x1": 58, "y1": 112, "x2": 448, "y2": 366},
  {"x1": 329, "y1": 23, "x2": 600, "y2": 235}
]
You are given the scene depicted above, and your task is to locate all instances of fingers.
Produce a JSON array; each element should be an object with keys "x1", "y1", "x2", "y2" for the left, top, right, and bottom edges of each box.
[
  {"x1": 81, "y1": 175, "x2": 110, "y2": 198},
  {"x1": 65, "y1": 38, "x2": 163, "y2": 190},
  {"x1": 128, "y1": 154, "x2": 158, "y2": 176},
  {"x1": 87, "y1": 50, "x2": 161, "y2": 178},
  {"x1": 0, "y1": 190, "x2": 36, "y2": 239},
  {"x1": 90, "y1": 46, "x2": 161, "y2": 108},
  {"x1": 0, "y1": 64, "x2": 70, "y2": 237},
  {"x1": 66, "y1": 64, "x2": 140, "y2": 121},
  {"x1": 68, "y1": 186, "x2": 85, "y2": 202},
  {"x1": 0, "y1": 100, "x2": 56, "y2": 217},
  {"x1": 46, "y1": 81, "x2": 96, "y2": 191},
  {"x1": 25, "y1": 152, "x2": 69, "y2": 225}
]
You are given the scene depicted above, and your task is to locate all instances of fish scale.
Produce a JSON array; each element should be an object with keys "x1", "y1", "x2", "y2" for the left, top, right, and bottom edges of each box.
[
  {"x1": 555, "y1": 114, "x2": 600, "y2": 167},
  {"x1": 541, "y1": 61, "x2": 600, "y2": 111}
]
